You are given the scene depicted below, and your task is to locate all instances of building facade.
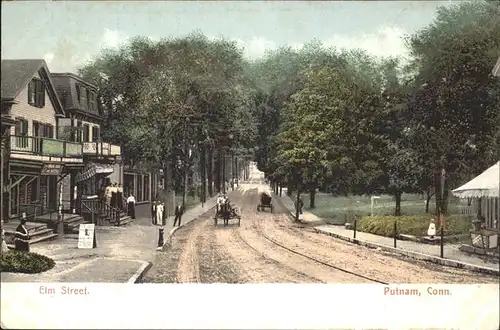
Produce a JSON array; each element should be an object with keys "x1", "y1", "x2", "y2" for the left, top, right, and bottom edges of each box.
[
  {"x1": 51, "y1": 73, "x2": 122, "y2": 213},
  {"x1": 1, "y1": 60, "x2": 84, "y2": 226},
  {"x1": 1, "y1": 60, "x2": 160, "y2": 244}
]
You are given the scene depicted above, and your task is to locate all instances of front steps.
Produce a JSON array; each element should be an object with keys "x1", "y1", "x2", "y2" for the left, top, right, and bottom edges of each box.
[
  {"x1": 3, "y1": 212, "x2": 133, "y2": 250},
  {"x1": 107, "y1": 211, "x2": 133, "y2": 226},
  {"x1": 4, "y1": 221, "x2": 59, "y2": 249}
]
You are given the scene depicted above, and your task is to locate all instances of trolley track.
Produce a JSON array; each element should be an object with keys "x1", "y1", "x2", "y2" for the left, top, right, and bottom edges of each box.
[
  {"x1": 240, "y1": 186, "x2": 383, "y2": 283},
  {"x1": 247, "y1": 189, "x2": 389, "y2": 285},
  {"x1": 231, "y1": 229, "x2": 325, "y2": 283},
  {"x1": 256, "y1": 221, "x2": 389, "y2": 284}
]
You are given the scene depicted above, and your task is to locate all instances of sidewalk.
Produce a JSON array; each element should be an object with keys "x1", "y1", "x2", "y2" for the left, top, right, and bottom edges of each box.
[
  {"x1": 1, "y1": 196, "x2": 218, "y2": 283},
  {"x1": 274, "y1": 191, "x2": 500, "y2": 275}
]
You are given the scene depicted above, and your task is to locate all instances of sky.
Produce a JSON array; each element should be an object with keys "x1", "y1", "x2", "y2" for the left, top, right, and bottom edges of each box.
[{"x1": 1, "y1": 1, "x2": 458, "y2": 73}]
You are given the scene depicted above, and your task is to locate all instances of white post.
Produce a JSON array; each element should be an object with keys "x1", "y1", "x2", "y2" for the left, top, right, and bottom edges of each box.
[
  {"x1": 73, "y1": 185, "x2": 77, "y2": 214},
  {"x1": 58, "y1": 181, "x2": 63, "y2": 216}
]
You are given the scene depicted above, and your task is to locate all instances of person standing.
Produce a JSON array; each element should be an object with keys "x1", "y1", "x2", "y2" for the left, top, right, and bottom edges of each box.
[
  {"x1": 110, "y1": 183, "x2": 118, "y2": 208},
  {"x1": 117, "y1": 184, "x2": 124, "y2": 210},
  {"x1": 173, "y1": 204, "x2": 184, "y2": 227},
  {"x1": 151, "y1": 200, "x2": 157, "y2": 224},
  {"x1": 126, "y1": 194, "x2": 136, "y2": 219},
  {"x1": 156, "y1": 202, "x2": 164, "y2": 226},
  {"x1": 105, "y1": 183, "x2": 112, "y2": 206},
  {"x1": 14, "y1": 216, "x2": 30, "y2": 252},
  {"x1": 295, "y1": 196, "x2": 304, "y2": 215},
  {"x1": 216, "y1": 193, "x2": 224, "y2": 213}
]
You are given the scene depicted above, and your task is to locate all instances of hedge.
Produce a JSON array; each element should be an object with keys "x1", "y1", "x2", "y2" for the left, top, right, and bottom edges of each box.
[
  {"x1": 357, "y1": 215, "x2": 472, "y2": 238},
  {"x1": 0, "y1": 251, "x2": 55, "y2": 274}
]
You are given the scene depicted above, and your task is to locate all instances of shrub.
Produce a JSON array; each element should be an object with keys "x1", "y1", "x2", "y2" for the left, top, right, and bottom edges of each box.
[
  {"x1": 358, "y1": 215, "x2": 472, "y2": 238},
  {"x1": 0, "y1": 251, "x2": 55, "y2": 274}
]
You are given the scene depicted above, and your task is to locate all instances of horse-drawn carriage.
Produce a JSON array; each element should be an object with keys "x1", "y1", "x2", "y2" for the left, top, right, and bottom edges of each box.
[
  {"x1": 214, "y1": 198, "x2": 241, "y2": 226},
  {"x1": 257, "y1": 192, "x2": 274, "y2": 212}
]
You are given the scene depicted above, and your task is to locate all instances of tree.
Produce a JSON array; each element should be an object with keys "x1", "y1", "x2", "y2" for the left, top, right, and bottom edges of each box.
[{"x1": 405, "y1": 0, "x2": 500, "y2": 214}]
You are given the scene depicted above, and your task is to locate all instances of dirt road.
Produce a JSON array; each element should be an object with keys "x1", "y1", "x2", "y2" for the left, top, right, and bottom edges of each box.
[{"x1": 145, "y1": 184, "x2": 499, "y2": 284}]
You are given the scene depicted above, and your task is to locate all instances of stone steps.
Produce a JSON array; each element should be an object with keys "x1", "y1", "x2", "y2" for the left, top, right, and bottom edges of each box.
[{"x1": 4, "y1": 222, "x2": 59, "y2": 249}]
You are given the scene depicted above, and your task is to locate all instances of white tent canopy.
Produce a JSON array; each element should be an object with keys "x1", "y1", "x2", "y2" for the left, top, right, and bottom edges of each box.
[{"x1": 452, "y1": 161, "x2": 499, "y2": 198}]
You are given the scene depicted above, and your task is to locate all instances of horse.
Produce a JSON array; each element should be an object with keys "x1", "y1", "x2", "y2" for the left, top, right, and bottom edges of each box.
[{"x1": 217, "y1": 199, "x2": 232, "y2": 226}]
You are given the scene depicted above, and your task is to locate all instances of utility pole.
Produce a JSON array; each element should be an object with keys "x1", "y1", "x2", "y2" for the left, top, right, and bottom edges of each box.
[{"x1": 222, "y1": 147, "x2": 226, "y2": 193}]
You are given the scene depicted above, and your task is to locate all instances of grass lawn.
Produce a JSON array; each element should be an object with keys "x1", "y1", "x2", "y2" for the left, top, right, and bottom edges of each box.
[{"x1": 298, "y1": 192, "x2": 473, "y2": 237}]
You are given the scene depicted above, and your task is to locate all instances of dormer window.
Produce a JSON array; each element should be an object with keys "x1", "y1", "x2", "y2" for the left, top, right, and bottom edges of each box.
[
  {"x1": 89, "y1": 92, "x2": 97, "y2": 111},
  {"x1": 28, "y1": 78, "x2": 45, "y2": 108},
  {"x1": 80, "y1": 85, "x2": 87, "y2": 109}
]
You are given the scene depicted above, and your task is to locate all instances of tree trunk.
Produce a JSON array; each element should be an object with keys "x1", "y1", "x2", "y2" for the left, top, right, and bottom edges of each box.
[
  {"x1": 200, "y1": 144, "x2": 207, "y2": 203},
  {"x1": 295, "y1": 185, "x2": 301, "y2": 221},
  {"x1": 425, "y1": 187, "x2": 434, "y2": 213},
  {"x1": 214, "y1": 149, "x2": 220, "y2": 193},
  {"x1": 207, "y1": 148, "x2": 213, "y2": 196},
  {"x1": 394, "y1": 191, "x2": 402, "y2": 216},
  {"x1": 163, "y1": 140, "x2": 174, "y2": 219},
  {"x1": 434, "y1": 172, "x2": 449, "y2": 215},
  {"x1": 309, "y1": 188, "x2": 316, "y2": 209}
]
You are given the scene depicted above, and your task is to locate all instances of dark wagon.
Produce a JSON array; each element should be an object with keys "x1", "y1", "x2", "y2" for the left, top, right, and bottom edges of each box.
[
  {"x1": 257, "y1": 192, "x2": 274, "y2": 212},
  {"x1": 214, "y1": 200, "x2": 241, "y2": 226}
]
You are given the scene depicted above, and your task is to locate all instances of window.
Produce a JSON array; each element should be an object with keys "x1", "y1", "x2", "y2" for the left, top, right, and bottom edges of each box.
[
  {"x1": 75, "y1": 120, "x2": 83, "y2": 142},
  {"x1": 91, "y1": 125, "x2": 100, "y2": 142},
  {"x1": 88, "y1": 92, "x2": 97, "y2": 112},
  {"x1": 33, "y1": 121, "x2": 54, "y2": 138},
  {"x1": 28, "y1": 78, "x2": 45, "y2": 108},
  {"x1": 44, "y1": 124, "x2": 54, "y2": 138},
  {"x1": 14, "y1": 118, "x2": 28, "y2": 148},
  {"x1": 83, "y1": 123, "x2": 90, "y2": 142},
  {"x1": 33, "y1": 121, "x2": 42, "y2": 137},
  {"x1": 76, "y1": 83, "x2": 80, "y2": 101},
  {"x1": 79, "y1": 86, "x2": 87, "y2": 109}
]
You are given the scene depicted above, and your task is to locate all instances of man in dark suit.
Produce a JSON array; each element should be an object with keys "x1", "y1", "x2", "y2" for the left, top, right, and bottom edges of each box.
[
  {"x1": 151, "y1": 200, "x2": 156, "y2": 225},
  {"x1": 173, "y1": 204, "x2": 184, "y2": 227}
]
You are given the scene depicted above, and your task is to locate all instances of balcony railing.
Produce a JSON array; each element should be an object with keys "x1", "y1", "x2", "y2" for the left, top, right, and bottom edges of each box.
[
  {"x1": 9, "y1": 135, "x2": 83, "y2": 157},
  {"x1": 83, "y1": 141, "x2": 121, "y2": 156}
]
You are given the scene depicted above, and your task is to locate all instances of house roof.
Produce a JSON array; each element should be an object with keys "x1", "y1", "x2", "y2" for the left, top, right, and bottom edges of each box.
[
  {"x1": 51, "y1": 72, "x2": 98, "y2": 91},
  {"x1": 452, "y1": 161, "x2": 499, "y2": 198},
  {"x1": 493, "y1": 57, "x2": 500, "y2": 78},
  {"x1": 1, "y1": 59, "x2": 65, "y2": 116}
]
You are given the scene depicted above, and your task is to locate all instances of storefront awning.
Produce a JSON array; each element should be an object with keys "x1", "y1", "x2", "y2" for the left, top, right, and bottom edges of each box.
[{"x1": 76, "y1": 163, "x2": 114, "y2": 183}]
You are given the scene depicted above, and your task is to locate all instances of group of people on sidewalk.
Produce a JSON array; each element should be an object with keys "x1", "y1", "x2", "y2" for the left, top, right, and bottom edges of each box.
[
  {"x1": 150, "y1": 201, "x2": 184, "y2": 227},
  {"x1": 99, "y1": 179, "x2": 139, "y2": 219},
  {"x1": 102, "y1": 181, "x2": 124, "y2": 210}
]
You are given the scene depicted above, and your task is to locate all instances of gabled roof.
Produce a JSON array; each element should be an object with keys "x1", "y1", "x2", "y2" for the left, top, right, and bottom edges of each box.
[
  {"x1": 493, "y1": 57, "x2": 500, "y2": 78},
  {"x1": 1, "y1": 59, "x2": 65, "y2": 116}
]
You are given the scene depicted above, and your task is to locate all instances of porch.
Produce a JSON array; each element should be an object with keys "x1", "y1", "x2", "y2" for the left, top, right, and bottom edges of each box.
[
  {"x1": 9, "y1": 135, "x2": 83, "y2": 162},
  {"x1": 83, "y1": 141, "x2": 121, "y2": 157}
]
